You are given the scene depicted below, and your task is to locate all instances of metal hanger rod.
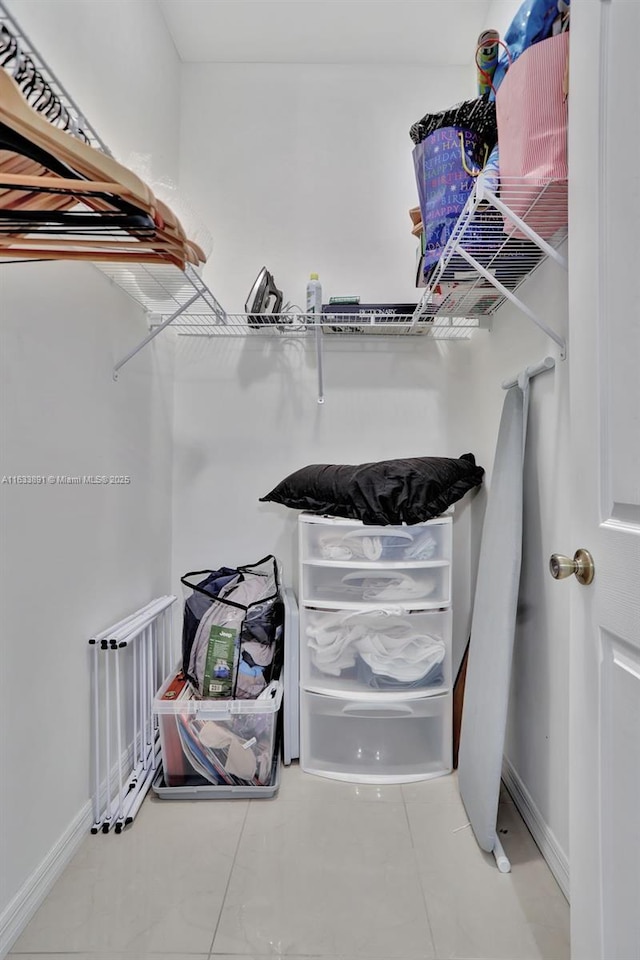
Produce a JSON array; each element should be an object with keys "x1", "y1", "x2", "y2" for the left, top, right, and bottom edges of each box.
[{"x1": 502, "y1": 356, "x2": 555, "y2": 390}]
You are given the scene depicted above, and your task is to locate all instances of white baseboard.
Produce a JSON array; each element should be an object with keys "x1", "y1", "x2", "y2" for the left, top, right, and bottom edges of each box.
[
  {"x1": 502, "y1": 756, "x2": 570, "y2": 901},
  {"x1": 0, "y1": 735, "x2": 153, "y2": 958},
  {"x1": 0, "y1": 799, "x2": 92, "y2": 959}
]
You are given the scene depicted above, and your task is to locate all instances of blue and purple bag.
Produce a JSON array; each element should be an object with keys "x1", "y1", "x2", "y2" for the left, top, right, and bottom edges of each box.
[{"x1": 412, "y1": 126, "x2": 489, "y2": 275}]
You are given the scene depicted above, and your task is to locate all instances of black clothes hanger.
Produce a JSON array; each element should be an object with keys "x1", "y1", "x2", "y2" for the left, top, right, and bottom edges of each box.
[
  {"x1": 0, "y1": 122, "x2": 159, "y2": 231},
  {"x1": 0, "y1": 27, "x2": 17, "y2": 70},
  {"x1": 0, "y1": 26, "x2": 89, "y2": 142}
]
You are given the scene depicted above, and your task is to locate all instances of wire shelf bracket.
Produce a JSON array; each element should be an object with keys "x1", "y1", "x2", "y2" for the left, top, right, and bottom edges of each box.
[
  {"x1": 412, "y1": 175, "x2": 568, "y2": 360},
  {"x1": 106, "y1": 263, "x2": 229, "y2": 379}
]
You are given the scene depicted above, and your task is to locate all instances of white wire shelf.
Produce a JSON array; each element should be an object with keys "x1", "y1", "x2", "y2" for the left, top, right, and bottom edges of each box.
[
  {"x1": 96, "y1": 262, "x2": 227, "y2": 322},
  {"x1": 412, "y1": 176, "x2": 568, "y2": 356},
  {"x1": 158, "y1": 312, "x2": 487, "y2": 340}
]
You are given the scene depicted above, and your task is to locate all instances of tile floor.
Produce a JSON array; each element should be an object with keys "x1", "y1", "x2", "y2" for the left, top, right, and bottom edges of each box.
[{"x1": 9, "y1": 765, "x2": 569, "y2": 960}]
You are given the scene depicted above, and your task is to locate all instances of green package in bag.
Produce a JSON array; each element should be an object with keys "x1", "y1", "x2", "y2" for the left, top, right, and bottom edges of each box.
[{"x1": 202, "y1": 625, "x2": 237, "y2": 698}]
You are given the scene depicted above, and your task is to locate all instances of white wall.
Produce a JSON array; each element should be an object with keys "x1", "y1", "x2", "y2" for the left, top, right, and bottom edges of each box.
[
  {"x1": 172, "y1": 335, "x2": 481, "y2": 663},
  {"x1": 0, "y1": 1, "x2": 180, "y2": 951},
  {"x1": 173, "y1": 61, "x2": 481, "y2": 674},
  {"x1": 179, "y1": 62, "x2": 474, "y2": 311},
  {"x1": 484, "y1": 0, "x2": 523, "y2": 34}
]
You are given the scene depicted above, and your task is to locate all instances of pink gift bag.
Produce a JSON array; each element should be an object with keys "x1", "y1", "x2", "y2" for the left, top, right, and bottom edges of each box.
[{"x1": 496, "y1": 30, "x2": 569, "y2": 240}]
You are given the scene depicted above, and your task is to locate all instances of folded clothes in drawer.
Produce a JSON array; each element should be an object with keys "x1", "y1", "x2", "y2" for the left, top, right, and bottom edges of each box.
[
  {"x1": 301, "y1": 564, "x2": 450, "y2": 608},
  {"x1": 300, "y1": 518, "x2": 451, "y2": 565},
  {"x1": 301, "y1": 607, "x2": 451, "y2": 696}
]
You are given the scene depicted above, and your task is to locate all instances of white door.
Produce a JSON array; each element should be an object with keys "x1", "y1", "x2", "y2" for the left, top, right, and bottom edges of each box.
[{"x1": 568, "y1": 2, "x2": 640, "y2": 958}]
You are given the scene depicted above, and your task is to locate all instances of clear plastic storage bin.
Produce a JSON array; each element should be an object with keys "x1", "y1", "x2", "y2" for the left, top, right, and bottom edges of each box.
[
  {"x1": 154, "y1": 668, "x2": 283, "y2": 788},
  {"x1": 300, "y1": 606, "x2": 452, "y2": 698},
  {"x1": 300, "y1": 689, "x2": 452, "y2": 783}
]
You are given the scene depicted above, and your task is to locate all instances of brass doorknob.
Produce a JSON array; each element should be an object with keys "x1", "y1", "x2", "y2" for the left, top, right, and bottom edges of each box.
[{"x1": 549, "y1": 549, "x2": 595, "y2": 585}]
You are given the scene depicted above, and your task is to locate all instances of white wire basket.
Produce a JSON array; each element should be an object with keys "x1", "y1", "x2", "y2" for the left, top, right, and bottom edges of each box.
[{"x1": 413, "y1": 176, "x2": 568, "y2": 324}]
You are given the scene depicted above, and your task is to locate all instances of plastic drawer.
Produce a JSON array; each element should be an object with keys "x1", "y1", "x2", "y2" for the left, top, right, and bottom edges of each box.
[
  {"x1": 301, "y1": 562, "x2": 450, "y2": 609},
  {"x1": 300, "y1": 690, "x2": 452, "y2": 783},
  {"x1": 300, "y1": 606, "x2": 451, "y2": 699},
  {"x1": 299, "y1": 515, "x2": 452, "y2": 566}
]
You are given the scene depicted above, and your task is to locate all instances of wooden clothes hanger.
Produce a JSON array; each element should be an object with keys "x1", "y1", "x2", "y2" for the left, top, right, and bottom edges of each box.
[
  {"x1": 0, "y1": 69, "x2": 205, "y2": 266},
  {"x1": 0, "y1": 166, "x2": 196, "y2": 265},
  {"x1": 0, "y1": 71, "x2": 156, "y2": 213},
  {"x1": 0, "y1": 246, "x2": 187, "y2": 265},
  {"x1": 0, "y1": 158, "x2": 204, "y2": 264}
]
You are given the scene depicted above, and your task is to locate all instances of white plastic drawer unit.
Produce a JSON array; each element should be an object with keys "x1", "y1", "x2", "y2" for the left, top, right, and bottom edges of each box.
[
  {"x1": 300, "y1": 606, "x2": 452, "y2": 699},
  {"x1": 301, "y1": 563, "x2": 451, "y2": 609},
  {"x1": 300, "y1": 690, "x2": 452, "y2": 783},
  {"x1": 299, "y1": 514, "x2": 452, "y2": 566}
]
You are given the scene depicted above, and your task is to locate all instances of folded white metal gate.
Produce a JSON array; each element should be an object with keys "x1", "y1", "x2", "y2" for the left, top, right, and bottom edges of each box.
[{"x1": 89, "y1": 596, "x2": 177, "y2": 833}]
